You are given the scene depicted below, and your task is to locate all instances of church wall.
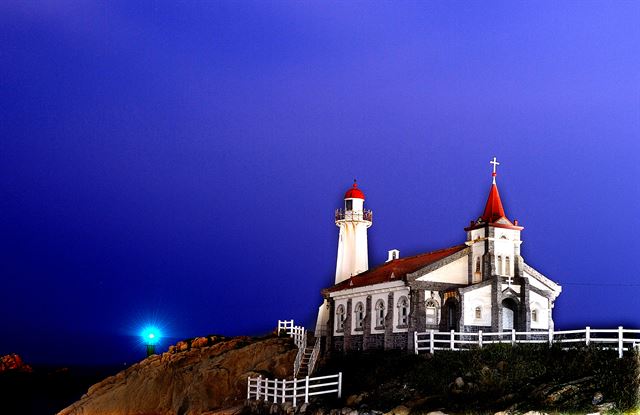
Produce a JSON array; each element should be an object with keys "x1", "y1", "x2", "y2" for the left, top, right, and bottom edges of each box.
[
  {"x1": 416, "y1": 257, "x2": 468, "y2": 285},
  {"x1": 530, "y1": 290, "x2": 550, "y2": 330},
  {"x1": 462, "y1": 285, "x2": 492, "y2": 327},
  {"x1": 366, "y1": 334, "x2": 385, "y2": 350}
]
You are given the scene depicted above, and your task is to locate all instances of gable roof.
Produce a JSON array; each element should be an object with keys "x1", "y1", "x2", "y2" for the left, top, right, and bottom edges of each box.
[{"x1": 324, "y1": 244, "x2": 467, "y2": 293}]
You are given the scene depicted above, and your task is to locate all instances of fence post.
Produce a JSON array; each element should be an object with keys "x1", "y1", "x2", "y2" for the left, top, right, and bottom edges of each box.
[
  {"x1": 305, "y1": 375, "x2": 310, "y2": 404},
  {"x1": 338, "y1": 372, "x2": 343, "y2": 398},
  {"x1": 511, "y1": 329, "x2": 516, "y2": 346},
  {"x1": 257, "y1": 375, "x2": 262, "y2": 400},
  {"x1": 450, "y1": 330, "x2": 455, "y2": 350},
  {"x1": 619, "y1": 326, "x2": 624, "y2": 359},
  {"x1": 479, "y1": 330, "x2": 483, "y2": 349},
  {"x1": 414, "y1": 331, "x2": 418, "y2": 355},
  {"x1": 586, "y1": 326, "x2": 590, "y2": 346},
  {"x1": 548, "y1": 327, "x2": 554, "y2": 347},
  {"x1": 293, "y1": 378, "x2": 297, "y2": 407},
  {"x1": 247, "y1": 377, "x2": 251, "y2": 400},
  {"x1": 429, "y1": 329, "x2": 434, "y2": 354}
]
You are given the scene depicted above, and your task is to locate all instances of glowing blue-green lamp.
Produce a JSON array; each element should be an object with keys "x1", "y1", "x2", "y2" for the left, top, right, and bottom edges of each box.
[{"x1": 141, "y1": 326, "x2": 161, "y2": 356}]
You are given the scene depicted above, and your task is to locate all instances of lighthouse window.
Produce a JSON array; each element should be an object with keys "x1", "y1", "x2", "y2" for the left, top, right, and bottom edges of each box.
[
  {"x1": 345, "y1": 200, "x2": 353, "y2": 211},
  {"x1": 532, "y1": 309, "x2": 538, "y2": 322},
  {"x1": 354, "y1": 302, "x2": 364, "y2": 331},
  {"x1": 375, "y1": 300, "x2": 385, "y2": 328},
  {"x1": 506, "y1": 256, "x2": 511, "y2": 276},
  {"x1": 336, "y1": 305, "x2": 345, "y2": 332},
  {"x1": 497, "y1": 256, "x2": 503, "y2": 275},
  {"x1": 397, "y1": 296, "x2": 409, "y2": 327},
  {"x1": 475, "y1": 306, "x2": 482, "y2": 319}
]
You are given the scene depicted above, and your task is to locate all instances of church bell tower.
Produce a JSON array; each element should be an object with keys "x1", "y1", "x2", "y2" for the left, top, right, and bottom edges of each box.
[{"x1": 334, "y1": 180, "x2": 373, "y2": 284}]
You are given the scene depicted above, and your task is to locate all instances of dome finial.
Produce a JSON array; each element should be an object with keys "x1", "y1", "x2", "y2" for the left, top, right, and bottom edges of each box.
[
  {"x1": 490, "y1": 156, "x2": 500, "y2": 184},
  {"x1": 353, "y1": 178, "x2": 357, "y2": 188}
]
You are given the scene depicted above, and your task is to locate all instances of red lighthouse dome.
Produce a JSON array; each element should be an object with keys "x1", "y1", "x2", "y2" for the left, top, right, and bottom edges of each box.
[{"x1": 344, "y1": 181, "x2": 365, "y2": 199}]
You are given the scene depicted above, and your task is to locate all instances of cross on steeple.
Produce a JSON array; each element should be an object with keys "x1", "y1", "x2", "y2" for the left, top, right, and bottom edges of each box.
[{"x1": 490, "y1": 157, "x2": 500, "y2": 184}]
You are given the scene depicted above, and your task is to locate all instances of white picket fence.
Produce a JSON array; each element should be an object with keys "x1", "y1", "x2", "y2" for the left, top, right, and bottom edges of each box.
[
  {"x1": 247, "y1": 373, "x2": 342, "y2": 407},
  {"x1": 277, "y1": 319, "x2": 320, "y2": 377},
  {"x1": 414, "y1": 326, "x2": 640, "y2": 358}
]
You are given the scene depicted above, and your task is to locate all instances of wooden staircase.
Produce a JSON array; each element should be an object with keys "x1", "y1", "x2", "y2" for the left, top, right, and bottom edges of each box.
[{"x1": 296, "y1": 344, "x2": 315, "y2": 377}]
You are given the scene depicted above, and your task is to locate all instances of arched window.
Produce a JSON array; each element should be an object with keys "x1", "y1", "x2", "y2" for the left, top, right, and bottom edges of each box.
[
  {"x1": 354, "y1": 302, "x2": 364, "y2": 330},
  {"x1": 397, "y1": 296, "x2": 409, "y2": 326},
  {"x1": 475, "y1": 257, "x2": 481, "y2": 275},
  {"x1": 505, "y1": 256, "x2": 511, "y2": 276},
  {"x1": 497, "y1": 256, "x2": 503, "y2": 275},
  {"x1": 375, "y1": 300, "x2": 385, "y2": 328},
  {"x1": 425, "y1": 298, "x2": 439, "y2": 325},
  {"x1": 336, "y1": 305, "x2": 345, "y2": 332},
  {"x1": 531, "y1": 309, "x2": 538, "y2": 323},
  {"x1": 475, "y1": 306, "x2": 482, "y2": 319}
]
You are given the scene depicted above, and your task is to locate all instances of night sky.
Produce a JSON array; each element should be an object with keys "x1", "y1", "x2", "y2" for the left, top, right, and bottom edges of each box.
[{"x1": 1, "y1": 2, "x2": 639, "y2": 365}]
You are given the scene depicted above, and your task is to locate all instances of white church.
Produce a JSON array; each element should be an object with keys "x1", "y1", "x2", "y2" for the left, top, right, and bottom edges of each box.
[{"x1": 315, "y1": 158, "x2": 562, "y2": 353}]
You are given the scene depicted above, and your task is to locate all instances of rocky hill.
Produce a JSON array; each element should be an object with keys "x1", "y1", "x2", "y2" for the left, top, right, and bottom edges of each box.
[{"x1": 57, "y1": 335, "x2": 297, "y2": 415}]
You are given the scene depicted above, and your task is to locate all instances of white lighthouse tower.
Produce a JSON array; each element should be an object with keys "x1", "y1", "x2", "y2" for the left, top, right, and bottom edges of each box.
[{"x1": 334, "y1": 181, "x2": 373, "y2": 284}]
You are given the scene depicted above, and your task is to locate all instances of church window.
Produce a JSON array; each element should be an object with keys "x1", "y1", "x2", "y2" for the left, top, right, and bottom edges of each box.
[
  {"x1": 354, "y1": 302, "x2": 364, "y2": 330},
  {"x1": 475, "y1": 306, "x2": 482, "y2": 319},
  {"x1": 397, "y1": 296, "x2": 409, "y2": 326},
  {"x1": 375, "y1": 300, "x2": 385, "y2": 328},
  {"x1": 345, "y1": 200, "x2": 353, "y2": 211},
  {"x1": 505, "y1": 256, "x2": 511, "y2": 276},
  {"x1": 336, "y1": 305, "x2": 345, "y2": 332},
  {"x1": 532, "y1": 309, "x2": 538, "y2": 322},
  {"x1": 425, "y1": 298, "x2": 439, "y2": 325},
  {"x1": 473, "y1": 257, "x2": 482, "y2": 283},
  {"x1": 497, "y1": 256, "x2": 503, "y2": 275}
]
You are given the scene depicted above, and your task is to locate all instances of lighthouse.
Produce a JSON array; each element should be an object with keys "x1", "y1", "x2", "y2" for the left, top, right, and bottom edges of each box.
[{"x1": 334, "y1": 181, "x2": 373, "y2": 284}]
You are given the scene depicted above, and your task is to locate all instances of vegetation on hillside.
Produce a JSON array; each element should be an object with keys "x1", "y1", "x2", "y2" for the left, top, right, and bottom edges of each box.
[{"x1": 316, "y1": 345, "x2": 639, "y2": 413}]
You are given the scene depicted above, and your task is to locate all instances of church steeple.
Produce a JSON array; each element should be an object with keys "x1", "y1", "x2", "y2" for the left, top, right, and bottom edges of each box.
[{"x1": 481, "y1": 157, "x2": 507, "y2": 223}]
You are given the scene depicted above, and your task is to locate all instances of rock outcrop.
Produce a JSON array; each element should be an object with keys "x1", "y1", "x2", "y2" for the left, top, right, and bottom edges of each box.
[
  {"x1": 58, "y1": 336, "x2": 297, "y2": 415},
  {"x1": 0, "y1": 354, "x2": 32, "y2": 373}
]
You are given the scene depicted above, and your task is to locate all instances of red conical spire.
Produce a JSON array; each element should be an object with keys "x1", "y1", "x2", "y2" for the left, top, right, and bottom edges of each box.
[
  {"x1": 481, "y1": 157, "x2": 506, "y2": 223},
  {"x1": 465, "y1": 157, "x2": 522, "y2": 231},
  {"x1": 481, "y1": 182, "x2": 506, "y2": 223}
]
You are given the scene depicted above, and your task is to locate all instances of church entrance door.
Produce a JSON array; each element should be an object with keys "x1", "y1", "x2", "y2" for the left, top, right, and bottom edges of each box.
[
  {"x1": 442, "y1": 298, "x2": 459, "y2": 331},
  {"x1": 501, "y1": 298, "x2": 518, "y2": 331}
]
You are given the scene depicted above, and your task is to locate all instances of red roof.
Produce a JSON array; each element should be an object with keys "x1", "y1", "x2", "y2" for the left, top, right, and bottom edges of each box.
[
  {"x1": 481, "y1": 182, "x2": 506, "y2": 223},
  {"x1": 324, "y1": 244, "x2": 466, "y2": 293},
  {"x1": 344, "y1": 182, "x2": 365, "y2": 199}
]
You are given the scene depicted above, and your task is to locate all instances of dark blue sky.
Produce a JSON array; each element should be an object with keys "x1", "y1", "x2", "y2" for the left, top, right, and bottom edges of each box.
[{"x1": 1, "y1": 2, "x2": 639, "y2": 365}]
